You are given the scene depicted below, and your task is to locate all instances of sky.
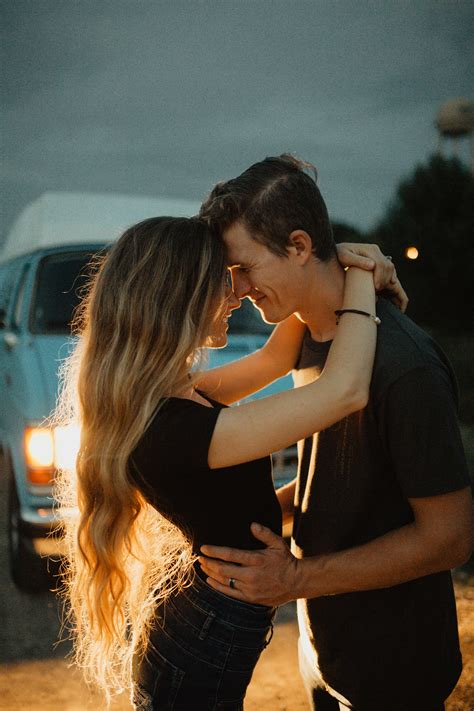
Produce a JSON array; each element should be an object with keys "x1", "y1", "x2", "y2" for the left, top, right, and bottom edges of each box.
[{"x1": 1, "y1": 0, "x2": 473, "y2": 243}]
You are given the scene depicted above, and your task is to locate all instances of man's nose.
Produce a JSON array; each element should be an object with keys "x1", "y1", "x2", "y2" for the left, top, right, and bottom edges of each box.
[
  {"x1": 227, "y1": 290, "x2": 240, "y2": 311},
  {"x1": 231, "y1": 271, "x2": 251, "y2": 299}
]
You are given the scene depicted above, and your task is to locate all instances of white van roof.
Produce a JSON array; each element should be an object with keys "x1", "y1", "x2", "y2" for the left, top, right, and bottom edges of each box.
[{"x1": 1, "y1": 191, "x2": 202, "y2": 262}]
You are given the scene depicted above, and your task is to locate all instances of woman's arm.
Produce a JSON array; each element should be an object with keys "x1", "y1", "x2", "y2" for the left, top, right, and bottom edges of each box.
[
  {"x1": 208, "y1": 268, "x2": 377, "y2": 468},
  {"x1": 194, "y1": 314, "x2": 306, "y2": 405},
  {"x1": 197, "y1": 246, "x2": 404, "y2": 406}
]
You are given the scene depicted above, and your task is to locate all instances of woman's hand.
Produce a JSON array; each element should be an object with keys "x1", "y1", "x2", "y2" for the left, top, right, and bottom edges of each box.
[{"x1": 336, "y1": 242, "x2": 408, "y2": 312}]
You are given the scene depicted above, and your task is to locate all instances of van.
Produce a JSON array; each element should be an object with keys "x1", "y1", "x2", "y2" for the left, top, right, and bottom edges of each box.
[{"x1": 0, "y1": 192, "x2": 294, "y2": 591}]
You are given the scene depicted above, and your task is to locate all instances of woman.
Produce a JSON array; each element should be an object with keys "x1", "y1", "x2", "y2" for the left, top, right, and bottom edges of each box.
[{"x1": 55, "y1": 215, "x2": 396, "y2": 710}]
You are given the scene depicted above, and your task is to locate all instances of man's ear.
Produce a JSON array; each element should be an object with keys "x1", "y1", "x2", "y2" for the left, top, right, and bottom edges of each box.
[{"x1": 288, "y1": 230, "x2": 313, "y2": 264}]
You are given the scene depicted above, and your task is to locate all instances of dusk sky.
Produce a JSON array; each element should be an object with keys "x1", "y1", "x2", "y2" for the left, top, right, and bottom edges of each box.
[{"x1": 2, "y1": 1, "x2": 473, "y2": 244}]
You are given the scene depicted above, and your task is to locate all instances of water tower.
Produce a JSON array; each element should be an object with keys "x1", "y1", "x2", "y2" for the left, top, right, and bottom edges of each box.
[{"x1": 435, "y1": 97, "x2": 474, "y2": 171}]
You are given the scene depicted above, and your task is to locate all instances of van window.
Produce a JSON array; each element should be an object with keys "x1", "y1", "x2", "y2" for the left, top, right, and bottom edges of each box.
[
  {"x1": 27, "y1": 250, "x2": 272, "y2": 337},
  {"x1": 30, "y1": 252, "x2": 101, "y2": 334}
]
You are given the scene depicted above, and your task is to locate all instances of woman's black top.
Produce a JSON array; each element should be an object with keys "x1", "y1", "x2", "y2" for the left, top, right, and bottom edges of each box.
[{"x1": 130, "y1": 393, "x2": 282, "y2": 553}]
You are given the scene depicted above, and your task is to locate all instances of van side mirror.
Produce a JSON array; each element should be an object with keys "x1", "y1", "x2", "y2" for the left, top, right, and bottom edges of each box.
[{"x1": 0, "y1": 307, "x2": 7, "y2": 329}]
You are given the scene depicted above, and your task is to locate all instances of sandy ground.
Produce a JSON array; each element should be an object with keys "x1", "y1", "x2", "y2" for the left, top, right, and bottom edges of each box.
[
  {"x1": 1, "y1": 450, "x2": 472, "y2": 710},
  {"x1": 0, "y1": 601, "x2": 305, "y2": 711},
  {"x1": 448, "y1": 573, "x2": 474, "y2": 711},
  {"x1": 1, "y1": 582, "x2": 473, "y2": 711}
]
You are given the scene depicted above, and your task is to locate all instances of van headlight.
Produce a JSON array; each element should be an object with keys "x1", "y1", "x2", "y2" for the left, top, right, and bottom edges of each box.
[{"x1": 24, "y1": 425, "x2": 81, "y2": 484}]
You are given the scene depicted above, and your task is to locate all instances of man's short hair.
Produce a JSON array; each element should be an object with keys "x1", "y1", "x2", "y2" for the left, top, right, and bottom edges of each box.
[{"x1": 200, "y1": 154, "x2": 336, "y2": 261}]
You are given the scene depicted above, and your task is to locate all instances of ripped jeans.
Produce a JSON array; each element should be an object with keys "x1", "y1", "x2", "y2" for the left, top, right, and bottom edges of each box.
[{"x1": 132, "y1": 568, "x2": 275, "y2": 711}]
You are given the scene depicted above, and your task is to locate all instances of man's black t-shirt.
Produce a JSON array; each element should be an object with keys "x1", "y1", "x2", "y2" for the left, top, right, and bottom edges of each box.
[
  {"x1": 293, "y1": 299, "x2": 470, "y2": 709},
  {"x1": 130, "y1": 393, "x2": 282, "y2": 554}
]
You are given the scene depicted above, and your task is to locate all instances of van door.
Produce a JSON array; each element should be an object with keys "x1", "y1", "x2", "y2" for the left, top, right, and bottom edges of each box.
[
  {"x1": 0, "y1": 259, "x2": 27, "y2": 446},
  {"x1": 0, "y1": 261, "x2": 34, "y2": 460}
]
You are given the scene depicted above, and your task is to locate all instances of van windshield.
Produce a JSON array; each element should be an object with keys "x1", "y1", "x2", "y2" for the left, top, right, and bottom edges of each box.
[
  {"x1": 31, "y1": 252, "x2": 102, "y2": 334},
  {"x1": 30, "y1": 251, "x2": 273, "y2": 337}
]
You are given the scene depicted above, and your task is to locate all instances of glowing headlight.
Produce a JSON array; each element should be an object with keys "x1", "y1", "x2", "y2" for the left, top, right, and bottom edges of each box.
[
  {"x1": 53, "y1": 425, "x2": 81, "y2": 471},
  {"x1": 24, "y1": 424, "x2": 81, "y2": 484},
  {"x1": 25, "y1": 428, "x2": 54, "y2": 469}
]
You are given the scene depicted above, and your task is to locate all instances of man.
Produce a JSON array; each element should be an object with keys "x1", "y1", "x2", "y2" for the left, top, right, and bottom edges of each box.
[{"x1": 198, "y1": 155, "x2": 473, "y2": 711}]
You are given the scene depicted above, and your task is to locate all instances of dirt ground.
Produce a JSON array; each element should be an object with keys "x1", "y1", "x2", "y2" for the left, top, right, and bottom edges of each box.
[
  {"x1": 1, "y1": 578, "x2": 472, "y2": 711},
  {"x1": 1, "y1": 448, "x2": 472, "y2": 710},
  {"x1": 448, "y1": 573, "x2": 474, "y2": 711}
]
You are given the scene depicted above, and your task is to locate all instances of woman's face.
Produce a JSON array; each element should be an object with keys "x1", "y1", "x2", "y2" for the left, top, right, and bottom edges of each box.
[{"x1": 205, "y1": 270, "x2": 240, "y2": 348}]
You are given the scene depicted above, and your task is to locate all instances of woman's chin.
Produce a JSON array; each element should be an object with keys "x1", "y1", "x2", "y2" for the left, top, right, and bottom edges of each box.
[{"x1": 204, "y1": 333, "x2": 228, "y2": 349}]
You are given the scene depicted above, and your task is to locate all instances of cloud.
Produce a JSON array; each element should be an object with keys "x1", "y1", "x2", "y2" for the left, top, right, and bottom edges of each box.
[{"x1": 2, "y1": 0, "x2": 472, "y2": 240}]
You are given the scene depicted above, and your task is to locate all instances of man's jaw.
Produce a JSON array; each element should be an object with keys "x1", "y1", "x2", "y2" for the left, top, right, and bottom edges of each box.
[
  {"x1": 250, "y1": 297, "x2": 279, "y2": 324},
  {"x1": 253, "y1": 299, "x2": 296, "y2": 326}
]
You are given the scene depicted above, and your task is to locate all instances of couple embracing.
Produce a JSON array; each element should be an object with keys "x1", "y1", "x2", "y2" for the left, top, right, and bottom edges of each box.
[{"x1": 56, "y1": 155, "x2": 472, "y2": 711}]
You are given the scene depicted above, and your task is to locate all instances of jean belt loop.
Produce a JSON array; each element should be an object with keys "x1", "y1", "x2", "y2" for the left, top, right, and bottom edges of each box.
[{"x1": 198, "y1": 609, "x2": 216, "y2": 641}]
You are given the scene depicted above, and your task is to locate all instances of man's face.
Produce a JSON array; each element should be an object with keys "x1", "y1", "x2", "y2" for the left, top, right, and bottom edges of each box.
[{"x1": 223, "y1": 221, "x2": 300, "y2": 323}]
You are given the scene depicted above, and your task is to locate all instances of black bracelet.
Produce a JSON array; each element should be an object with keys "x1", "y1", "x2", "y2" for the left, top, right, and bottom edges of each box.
[{"x1": 334, "y1": 309, "x2": 381, "y2": 325}]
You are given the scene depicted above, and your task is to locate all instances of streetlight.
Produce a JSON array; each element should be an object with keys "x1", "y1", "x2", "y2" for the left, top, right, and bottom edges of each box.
[{"x1": 405, "y1": 246, "x2": 419, "y2": 260}]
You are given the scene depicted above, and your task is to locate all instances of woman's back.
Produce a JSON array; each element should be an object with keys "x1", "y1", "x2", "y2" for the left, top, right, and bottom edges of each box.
[{"x1": 130, "y1": 393, "x2": 282, "y2": 553}]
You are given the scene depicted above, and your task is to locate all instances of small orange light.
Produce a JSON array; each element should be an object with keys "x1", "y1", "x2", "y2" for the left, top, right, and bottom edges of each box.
[{"x1": 405, "y1": 246, "x2": 419, "y2": 260}]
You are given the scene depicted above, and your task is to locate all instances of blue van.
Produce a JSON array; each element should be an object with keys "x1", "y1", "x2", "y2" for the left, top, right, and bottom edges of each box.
[{"x1": 0, "y1": 192, "x2": 294, "y2": 591}]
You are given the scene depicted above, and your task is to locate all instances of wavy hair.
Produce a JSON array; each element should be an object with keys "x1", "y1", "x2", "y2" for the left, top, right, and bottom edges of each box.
[{"x1": 54, "y1": 216, "x2": 227, "y2": 703}]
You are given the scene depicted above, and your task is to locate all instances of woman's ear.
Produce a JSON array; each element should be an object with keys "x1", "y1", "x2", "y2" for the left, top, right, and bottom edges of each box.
[{"x1": 288, "y1": 230, "x2": 313, "y2": 264}]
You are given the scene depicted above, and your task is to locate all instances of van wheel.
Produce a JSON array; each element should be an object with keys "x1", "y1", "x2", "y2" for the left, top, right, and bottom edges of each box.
[{"x1": 7, "y1": 470, "x2": 51, "y2": 592}]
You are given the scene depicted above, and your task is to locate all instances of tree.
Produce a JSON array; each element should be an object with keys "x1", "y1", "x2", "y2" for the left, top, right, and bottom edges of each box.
[{"x1": 372, "y1": 155, "x2": 474, "y2": 330}]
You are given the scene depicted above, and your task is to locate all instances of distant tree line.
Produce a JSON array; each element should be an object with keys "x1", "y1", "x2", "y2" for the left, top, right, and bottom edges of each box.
[
  {"x1": 332, "y1": 154, "x2": 474, "y2": 423},
  {"x1": 333, "y1": 155, "x2": 474, "y2": 332}
]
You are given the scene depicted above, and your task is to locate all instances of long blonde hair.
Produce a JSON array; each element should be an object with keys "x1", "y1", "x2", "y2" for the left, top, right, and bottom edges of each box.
[{"x1": 54, "y1": 217, "x2": 227, "y2": 702}]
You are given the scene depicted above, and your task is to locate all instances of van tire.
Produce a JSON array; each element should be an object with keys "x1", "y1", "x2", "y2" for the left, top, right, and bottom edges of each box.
[{"x1": 7, "y1": 466, "x2": 51, "y2": 593}]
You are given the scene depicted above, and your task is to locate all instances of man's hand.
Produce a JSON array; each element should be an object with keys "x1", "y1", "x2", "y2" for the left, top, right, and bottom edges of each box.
[
  {"x1": 336, "y1": 242, "x2": 409, "y2": 312},
  {"x1": 200, "y1": 523, "x2": 300, "y2": 607}
]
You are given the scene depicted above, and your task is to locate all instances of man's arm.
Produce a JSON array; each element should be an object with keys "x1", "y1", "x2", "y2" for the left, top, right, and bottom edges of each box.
[
  {"x1": 199, "y1": 487, "x2": 473, "y2": 606},
  {"x1": 297, "y1": 487, "x2": 474, "y2": 597},
  {"x1": 200, "y1": 365, "x2": 473, "y2": 605}
]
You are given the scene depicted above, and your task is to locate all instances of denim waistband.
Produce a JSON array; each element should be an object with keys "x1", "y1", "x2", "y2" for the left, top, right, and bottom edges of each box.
[{"x1": 175, "y1": 564, "x2": 276, "y2": 629}]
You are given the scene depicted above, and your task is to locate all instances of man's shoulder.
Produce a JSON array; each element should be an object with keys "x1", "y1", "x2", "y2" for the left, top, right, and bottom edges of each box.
[{"x1": 371, "y1": 300, "x2": 455, "y2": 399}]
